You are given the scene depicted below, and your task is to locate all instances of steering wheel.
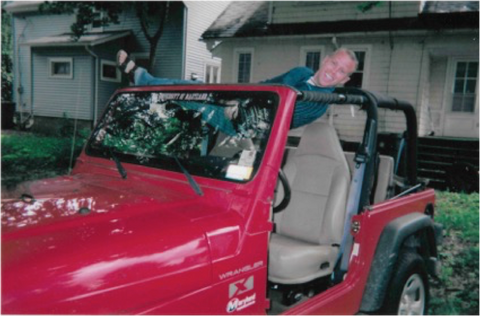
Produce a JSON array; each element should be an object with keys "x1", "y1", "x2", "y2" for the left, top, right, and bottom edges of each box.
[{"x1": 273, "y1": 169, "x2": 291, "y2": 213}]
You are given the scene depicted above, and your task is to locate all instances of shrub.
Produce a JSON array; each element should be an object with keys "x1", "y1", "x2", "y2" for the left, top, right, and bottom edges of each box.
[{"x1": 1, "y1": 131, "x2": 88, "y2": 188}]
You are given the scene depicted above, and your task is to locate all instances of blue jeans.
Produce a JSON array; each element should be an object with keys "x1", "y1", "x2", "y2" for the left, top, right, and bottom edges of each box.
[
  {"x1": 134, "y1": 67, "x2": 199, "y2": 86},
  {"x1": 133, "y1": 67, "x2": 235, "y2": 135}
]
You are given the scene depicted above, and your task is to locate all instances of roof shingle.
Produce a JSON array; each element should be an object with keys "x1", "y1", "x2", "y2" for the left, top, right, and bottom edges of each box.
[{"x1": 202, "y1": 1, "x2": 479, "y2": 40}]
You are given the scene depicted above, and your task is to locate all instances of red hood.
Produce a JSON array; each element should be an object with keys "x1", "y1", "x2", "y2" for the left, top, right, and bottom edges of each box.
[
  {"x1": 2, "y1": 173, "x2": 201, "y2": 232},
  {"x1": 2, "y1": 173, "x2": 235, "y2": 314}
]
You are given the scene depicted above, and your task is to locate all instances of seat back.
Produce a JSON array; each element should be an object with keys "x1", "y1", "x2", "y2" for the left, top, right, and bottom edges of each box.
[{"x1": 274, "y1": 123, "x2": 350, "y2": 246}]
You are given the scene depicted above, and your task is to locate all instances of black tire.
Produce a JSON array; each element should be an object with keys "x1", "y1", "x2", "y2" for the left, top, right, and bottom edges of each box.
[{"x1": 380, "y1": 251, "x2": 429, "y2": 315}]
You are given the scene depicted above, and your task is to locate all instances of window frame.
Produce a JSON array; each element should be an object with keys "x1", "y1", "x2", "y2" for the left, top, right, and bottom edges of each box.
[
  {"x1": 100, "y1": 60, "x2": 121, "y2": 83},
  {"x1": 89, "y1": 10, "x2": 104, "y2": 33},
  {"x1": 299, "y1": 45, "x2": 325, "y2": 71},
  {"x1": 48, "y1": 57, "x2": 73, "y2": 79},
  {"x1": 449, "y1": 59, "x2": 478, "y2": 113},
  {"x1": 342, "y1": 45, "x2": 371, "y2": 88},
  {"x1": 233, "y1": 48, "x2": 254, "y2": 83},
  {"x1": 204, "y1": 60, "x2": 221, "y2": 83}
]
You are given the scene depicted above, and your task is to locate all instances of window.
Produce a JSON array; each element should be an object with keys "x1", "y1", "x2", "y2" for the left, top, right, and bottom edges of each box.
[
  {"x1": 305, "y1": 52, "x2": 321, "y2": 71},
  {"x1": 101, "y1": 60, "x2": 121, "y2": 83},
  {"x1": 300, "y1": 46, "x2": 324, "y2": 71},
  {"x1": 452, "y1": 61, "x2": 478, "y2": 112},
  {"x1": 344, "y1": 50, "x2": 367, "y2": 88},
  {"x1": 89, "y1": 11, "x2": 104, "y2": 32},
  {"x1": 205, "y1": 63, "x2": 221, "y2": 83},
  {"x1": 234, "y1": 48, "x2": 253, "y2": 83},
  {"x1": 49, "y1": 58, "x2": 73, "y2": 79}
]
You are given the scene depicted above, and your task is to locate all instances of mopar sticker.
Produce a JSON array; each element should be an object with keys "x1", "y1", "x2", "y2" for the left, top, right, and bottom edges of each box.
[
  {"x1": 227, "y1": 276, "x2": 255, "y2": 313},
  {"x1": 227, "y1": 294, "x2": 256, "y2": 313}
]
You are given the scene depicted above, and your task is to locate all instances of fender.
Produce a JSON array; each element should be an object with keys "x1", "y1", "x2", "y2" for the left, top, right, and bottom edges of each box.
[{"x1": 360, "y1": 212, "x2": 438, "y2": 312}]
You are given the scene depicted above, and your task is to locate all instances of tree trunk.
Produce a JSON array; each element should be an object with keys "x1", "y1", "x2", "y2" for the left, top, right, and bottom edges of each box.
[{"x1": 137, "y1": 2, "x2": 169, "y2": 73}]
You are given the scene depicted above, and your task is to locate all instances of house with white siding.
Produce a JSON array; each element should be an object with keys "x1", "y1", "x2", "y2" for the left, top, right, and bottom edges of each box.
[
  {"x1": 202, "y1": 1, "x2": 479, "y2": 191},
  {"x1": 202, "y1": 1, "x2": 479, "y2": 141},
  {"x1": 5, "y1": 1, "x2": 230, "y2": 131}
]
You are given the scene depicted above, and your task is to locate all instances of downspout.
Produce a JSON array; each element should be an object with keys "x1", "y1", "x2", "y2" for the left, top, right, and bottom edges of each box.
[
  {"x1": 182, "y1": 5, "x2": 188, "y2": 80},
  {"x1": 84, "y1": 45, "x2": 99, "y2": 125},
  {"x1": 16, "y1": 18, "x2": 28, "y2": 123},
  {"x1": 386, "y1": 2, "x2": 394, "y2": 95},
  {"x1": 267, "y1": 2, "x2": 274, "y2": 24},
  {"x1": 13, "y1": 17, "x2": 18, "y2": 105},
  {"x1": 414, "y1": 40, "x2": 427, "y2": 135}
]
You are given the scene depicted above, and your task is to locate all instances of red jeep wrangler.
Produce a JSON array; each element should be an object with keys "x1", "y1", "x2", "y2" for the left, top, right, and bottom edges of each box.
[{"x1": 2, "y1": 85, "x2": 441, "y2": 314}]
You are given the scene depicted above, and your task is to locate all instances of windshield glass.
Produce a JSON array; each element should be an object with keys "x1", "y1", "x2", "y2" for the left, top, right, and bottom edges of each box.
[{"x1": 86, "y1": 90, "x2": 278, "y2": 182}]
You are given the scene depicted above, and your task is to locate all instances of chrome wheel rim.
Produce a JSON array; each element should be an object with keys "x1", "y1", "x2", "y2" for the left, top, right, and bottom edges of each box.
[{"x1": 398, "y1": 273, "x2": 426, "y2": 315}]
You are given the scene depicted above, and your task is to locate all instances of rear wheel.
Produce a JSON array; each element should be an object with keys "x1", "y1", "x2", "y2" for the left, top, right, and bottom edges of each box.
[{"x1": 380, "y1": 251, "x2": 429, "y2": 315}]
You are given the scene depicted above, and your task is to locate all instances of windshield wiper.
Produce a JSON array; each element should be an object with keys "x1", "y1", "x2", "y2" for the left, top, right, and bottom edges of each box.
[
  {"x1": 108, "y1": 147, "x2": 127, "y2": 179},
  {"x1": 173, "y1": 156, "x2": 203, "y2": 196}
]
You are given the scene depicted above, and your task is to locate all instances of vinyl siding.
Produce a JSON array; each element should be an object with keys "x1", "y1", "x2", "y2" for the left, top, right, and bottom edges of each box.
[
  {"x1": 13, "y1": 12, "x2": 75, "y2": 111},
  {"x1": 216, "y1": 30, "x2": 477, "y2": 142},
  {"x1": 101, "y1": 3, "x2": 185, "y2": 79},
  {"x1": 183, "y1": 1, "x2": 230, "y2": 81},
  {"x1": 33, "y1": 48, "x2": 93, "y2": 120},
  {"x1": 10, "y1": 3, "x2": 191, "y2": 123},
  {"x1": 271, "y1": 1, "x2": 421, "y2": 24},
  {"x1": 156, "y1": 3, "x2": 185, "y2": 79}
]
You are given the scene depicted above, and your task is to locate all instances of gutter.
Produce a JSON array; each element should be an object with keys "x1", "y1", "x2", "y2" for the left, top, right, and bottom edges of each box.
[
  {"x1": 206, "y1": 28, "x2": 476, "y2": 42},
  {"x1": 84, "y1": 45, "x2": 99, "y2": 125}
]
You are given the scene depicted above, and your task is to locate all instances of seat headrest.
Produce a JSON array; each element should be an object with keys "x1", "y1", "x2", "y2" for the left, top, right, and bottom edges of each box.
[{"x1": 296, "y1": 122, "x2": 343, "y2": 160}]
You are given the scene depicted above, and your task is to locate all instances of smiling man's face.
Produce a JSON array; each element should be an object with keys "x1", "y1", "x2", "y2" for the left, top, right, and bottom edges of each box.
[{"x1": 312, "y1": 50, "x2": 357, "y2": 87}]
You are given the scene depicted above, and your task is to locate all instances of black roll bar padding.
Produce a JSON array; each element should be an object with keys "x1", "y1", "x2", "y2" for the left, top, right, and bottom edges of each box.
[
  {"x1": 299, "y1": 90, "x2": 367, "y2": 105},
  {"x1": 357, "y1": 91, "x2": 418, "y2": 186},
  {"x1": 355, "y1": 89, "x2": 378, "y2": 210}
]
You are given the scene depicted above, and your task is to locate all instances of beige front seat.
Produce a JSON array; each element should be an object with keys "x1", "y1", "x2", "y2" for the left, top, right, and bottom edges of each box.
[{"x1": 269, "y1": 122, "x2": 350, "y2": 284}]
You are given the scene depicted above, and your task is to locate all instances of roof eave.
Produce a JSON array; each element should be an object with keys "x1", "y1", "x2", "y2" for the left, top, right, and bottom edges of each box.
[
  {"x1": 204, "y1": 12, "x2": 478, "y2": 40},
  {"x1": 3, "y1": 1, "x2": 42, "y2": 14},
  {"x1": 21, "y1": 31, "x2": 132, "y2": 48}
]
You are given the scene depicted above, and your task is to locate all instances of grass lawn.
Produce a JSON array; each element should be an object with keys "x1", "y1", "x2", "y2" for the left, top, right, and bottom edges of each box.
[
  {"x1": 1, "y1": 131, "x2": 479, "y2": 314},
  {"x1": 429, "y1": 191, "x2": 479, "y2": 315}
]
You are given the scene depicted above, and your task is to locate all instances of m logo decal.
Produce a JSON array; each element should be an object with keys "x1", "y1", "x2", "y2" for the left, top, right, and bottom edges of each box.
[{"x1": 229, "y1": 276, "x2": 254, "y2": 298}]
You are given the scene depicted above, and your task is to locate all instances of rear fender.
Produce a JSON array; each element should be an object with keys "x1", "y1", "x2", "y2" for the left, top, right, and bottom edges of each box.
[{"x1": 359, "y1": 211, "x2": 439, "y2": 312}]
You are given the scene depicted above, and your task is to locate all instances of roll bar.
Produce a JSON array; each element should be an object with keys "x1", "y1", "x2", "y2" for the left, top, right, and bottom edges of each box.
[{"x1": 298, "y1": 87, "x2": 418, "y2": 188}]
